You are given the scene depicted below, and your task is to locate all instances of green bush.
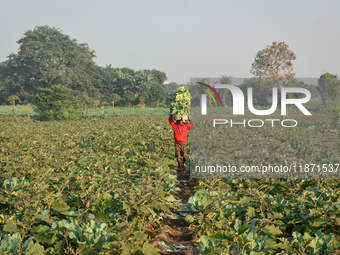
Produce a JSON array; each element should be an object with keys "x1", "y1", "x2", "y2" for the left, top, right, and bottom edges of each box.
[
  {"x1": 121, "y1": 90, "x2": 140, "y2": 106},
  {"x1": 33, "y1": 85, "x2": 84, "y2": 121},
  {"x1": 317, "y1": 100, "x2": 340, "y2": 115}
]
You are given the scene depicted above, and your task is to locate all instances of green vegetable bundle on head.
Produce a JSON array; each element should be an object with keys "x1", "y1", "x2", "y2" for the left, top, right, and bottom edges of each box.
[{"x1": 169, "y1": 86, "x2": 191, "y2": 121}]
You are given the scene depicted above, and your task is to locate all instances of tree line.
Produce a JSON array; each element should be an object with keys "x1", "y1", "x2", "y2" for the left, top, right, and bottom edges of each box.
[
  {"x1": 191, "y1": 41, "x2": 339, "y2": 115},
  {"x1": 0, "y1": 26, "x2": 338, "y2": 119},
  {"x1": 0, "y1": 25, "x2": 168, "y2": 108}
]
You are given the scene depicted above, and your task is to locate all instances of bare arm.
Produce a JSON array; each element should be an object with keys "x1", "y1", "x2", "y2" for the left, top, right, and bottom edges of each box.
[
  {"x1": 169, "y1": 115, "x2": 174, "y2": 124},
  {"x1": 189, "y1": 120, "x2": 196, "y2": 130}
]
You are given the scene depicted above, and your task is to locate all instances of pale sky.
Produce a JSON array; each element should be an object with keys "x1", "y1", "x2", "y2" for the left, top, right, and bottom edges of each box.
[{"x1": 1, "y1": 0, "x2": 339, "y2": 84}]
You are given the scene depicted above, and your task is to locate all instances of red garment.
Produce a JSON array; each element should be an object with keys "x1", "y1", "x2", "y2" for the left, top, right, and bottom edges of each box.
[{"x1": 168, "y1": 116, "x2": 196, "y2": 144}]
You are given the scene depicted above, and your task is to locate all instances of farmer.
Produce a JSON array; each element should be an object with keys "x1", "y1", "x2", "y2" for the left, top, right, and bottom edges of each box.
[{"x1": 169, "y1": 115, "x2": 196, "y2": 170}]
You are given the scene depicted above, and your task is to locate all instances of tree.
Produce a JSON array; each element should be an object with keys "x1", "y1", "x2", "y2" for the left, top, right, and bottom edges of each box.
[
  {"x1": 165, "y1": 82, "x2": 180, "y2": 103},
  {"x1": 306, "y1": 84, "x2": 321, "y2": 100},
  {"x1": 121, "y1": 90, "x2": 139, "y2": 107},
  {"x1": 168, "y1": 82, "x2": 179, "y2": 91},
  {"x1": 94, "y1": 67, "x2": 168, "y2": 105},
  {"x1": 0, "y1": 25, "x2": 169, "y2": 106},
  {"x1": 94, "y1": 65, "x2": 122, "y2": 103},
  {"x1": 145, "y1": 69, "x2": 167, "y2": 84},
  {"x1": 250, "y1": 41, "x2": 296, "y2": 86},
  {"x1": 33, "y1": 85, "x2": 84, "y2": 120},
  {"x1": 317, "y1": 72, "x2": 340, "y2": 102},
  {"x1": 110, "y1": 94, "x2": 122, "y2": 107},
  {"x1": 137, "y1": 82, "x2": 167, "y2": 106},
  {"x1": 0, "y1": 25, "x2": 99, "y2": 103},
  {"x1": 7, "y1": 95, "x2": 20, "y2": 106},
  {"x1": 239, "y1": 78, "x2": 272, "y2": 106},
  {"x1": 317, "y1": 72, "x2": 340, "y2": 115},
  {"x1": 7, "y1": 95, "x2": 20, "y2": 117},
  {"x1": 111, "y1": 68, "x2": 148, "y2": 96},
  {"x1": 219, "y1": 75, "x2": 232, "y2": 106}
]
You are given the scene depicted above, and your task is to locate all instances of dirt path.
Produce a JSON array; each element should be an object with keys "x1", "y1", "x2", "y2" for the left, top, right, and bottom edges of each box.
[{"x1": 152, "y1": 168, "x2": 200, "y2": 255}]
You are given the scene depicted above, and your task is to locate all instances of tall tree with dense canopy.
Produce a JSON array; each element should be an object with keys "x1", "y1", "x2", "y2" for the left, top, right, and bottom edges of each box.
[
  {"x1": 317, "y1": 72, "x2": 339, "y2": 102},
  {"x1": 144, "y1": 69, "x2": 167, "y2": 84},
  {"x1": 0, "y1": 25, "x2": 169, "y2": 107},
  {"x1": 250, "y1": 41, "x2": 296, "y2": 86},
  {"x1": 317, "y1": 72, "x2": 340, "y2": 115},
  {"x1": 0, "y1": 25, "x2": 99, "y2": 103},
  {"x1": 137, "y1": 81, "x2": 167, "y2": 106}
]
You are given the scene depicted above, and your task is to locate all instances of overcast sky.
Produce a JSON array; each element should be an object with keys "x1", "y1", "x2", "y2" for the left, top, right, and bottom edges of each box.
[{"x1": 1, "y1": 0, "x2": 339, "y2": 84}]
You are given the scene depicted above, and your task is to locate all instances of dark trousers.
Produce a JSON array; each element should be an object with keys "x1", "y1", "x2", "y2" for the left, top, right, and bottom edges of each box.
[{"x1": 175, "y1": 143, "x2": 187, "y2": 167}]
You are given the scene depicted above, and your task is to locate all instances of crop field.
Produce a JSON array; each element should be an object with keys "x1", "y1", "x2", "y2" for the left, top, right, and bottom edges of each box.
[
  {"x1": 0, "y1": 99, "x2": 322, "y2": 120},
  {"x1": 0, "y1": 118, "x2": 179, "y2": 254},
  {"x1": 0, "y1": 106, "x2": 170, "y2": 120},
  {"x1": 0, "y1": 116, "x2": 339, "y2": 254}
]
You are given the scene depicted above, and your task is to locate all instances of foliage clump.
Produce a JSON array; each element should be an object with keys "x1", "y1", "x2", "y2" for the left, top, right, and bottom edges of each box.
[
  {"x1": 169, "y1": 86, "x2": 191, "y2": 121},
  {"x1": 33, "y1": 85, "x2": 84, "y2": 121},
  {"x1": 317, "y1": 72, "x2": 340, "y2": 115},
  {"x1": 317, "y1": 99, "x2": 340, "y2": 115}
]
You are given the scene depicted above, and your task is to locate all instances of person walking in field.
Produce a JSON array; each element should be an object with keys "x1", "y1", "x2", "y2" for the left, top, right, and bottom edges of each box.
[{"x1": 169, "y1": 115, "x2": 196, "y2": 170}]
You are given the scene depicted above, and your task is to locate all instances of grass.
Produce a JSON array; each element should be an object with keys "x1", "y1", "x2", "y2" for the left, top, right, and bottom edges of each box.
[
  {"x1": 0, "y1": 105, "x2": 170, "y2": 118},
  {"x1": 0, "y1": 105, "x2": 38, "y2": 118},
  {"x1": 88, "y1": 107, "x2": 169, "y2": 117}
]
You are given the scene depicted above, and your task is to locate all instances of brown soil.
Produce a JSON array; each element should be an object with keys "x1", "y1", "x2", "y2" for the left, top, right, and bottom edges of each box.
[{"x1": 152, "y1": 168, "x2": 200, "y2": 255}]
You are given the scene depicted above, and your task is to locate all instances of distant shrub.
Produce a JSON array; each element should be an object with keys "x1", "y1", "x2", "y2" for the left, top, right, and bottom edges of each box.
[
  {"x1": 33, "y1": 85, "x2": 84, "y2": 121},
  {"x1": 334, "y1": 113, "x2": 340, "y2": 124},
  {"x1": 317, "y1": 100, "x2": 340, "y2": 115}
]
